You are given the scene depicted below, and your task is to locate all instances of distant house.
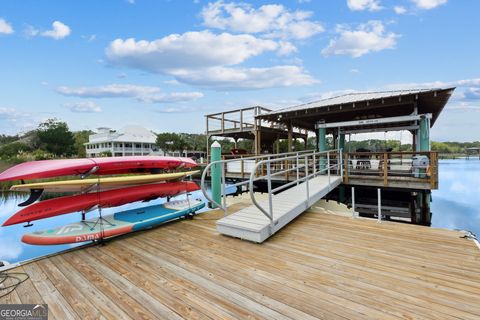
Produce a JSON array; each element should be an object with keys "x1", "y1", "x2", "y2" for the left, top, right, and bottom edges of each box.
[{"x1": 85, "y1": 126, "x2": 160, "y2": 157}]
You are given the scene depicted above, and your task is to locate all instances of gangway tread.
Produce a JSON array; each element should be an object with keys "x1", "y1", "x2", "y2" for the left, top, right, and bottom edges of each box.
[{"x1": 217, "y1": 175, "x2": 342, "y2": 242}]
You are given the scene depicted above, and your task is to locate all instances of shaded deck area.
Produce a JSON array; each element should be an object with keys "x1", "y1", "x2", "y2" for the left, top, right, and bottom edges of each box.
[{"x1": 1, "y1": 202, "x2": 480, "y2": 319}]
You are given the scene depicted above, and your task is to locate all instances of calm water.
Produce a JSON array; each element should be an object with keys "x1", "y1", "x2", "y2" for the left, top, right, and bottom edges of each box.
[
  {"x1": 0, "y1": 160, "x2": 479, "y2": 264},
  {"x1": 431, "y1": 158, "x2": 480, "y2": 234}
]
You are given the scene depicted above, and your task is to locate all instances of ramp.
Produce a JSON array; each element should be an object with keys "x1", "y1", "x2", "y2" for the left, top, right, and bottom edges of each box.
[
  {"x1": 201, "y1": 149, "x2": 344, "y2": 243},
  {"x1": 216, "y1": 175, "x2": 342, "y2": 242}
]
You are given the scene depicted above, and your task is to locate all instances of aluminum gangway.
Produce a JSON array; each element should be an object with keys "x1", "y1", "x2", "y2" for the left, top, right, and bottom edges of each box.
[{"x1": 201, "y1": 149, "x2": 343, "y2": 243}]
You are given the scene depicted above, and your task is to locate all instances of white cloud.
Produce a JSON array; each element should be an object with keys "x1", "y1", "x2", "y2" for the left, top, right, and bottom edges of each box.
[
  {"x1": 164, "y1": 79, "x2": 181, "y2": 85},
  {"x1": 56, "y1": 84, "x2": 161, "y2": 98},
  {"x1": 0, "y1": 18, "x2": 14, "y2": 34},
  {"x1": 56, "y1": 84, "x2": 205, "y2": 103},
  {"x1": 175, "y1": 65, "x2": 318, "y2": 90},
  {"x1": 106, "y1": 31, "x2": 278, "y2": 73},
  {"x1": 411, "y1": 0, "x2": 447, "y2": 10},
  {"x1": 82, "y1": 34, "x2": 96, "y2": 41},
  {"x1": 0, "y1": 107, "x2": 19, "y2": 119},
  {"x1": 383, "y1": 78, "x2": 480, "y2": 111},
  {"x1": 321, "y1": 21, "x2": 398, "y2": 58},
  {"x1": 394, "y1": 6, "x2": 407, "y2": 14},
  {"x1": 200, "y1": 1, "x2": 324, "y2": 39},
  {"x1": 41, "y1": 21, "x2": 71, "y2": 40},
  {"x1": 154, "y1": 105, "x2": 205, "y2": 113},
  {"x1": 277, "y1": 41, "x2": 297, "y2": 56},
  {"x1": 0, "y1": 238, "x2": 23, "y2": 261},
  {"x1": 25, "y1": 21, "x2": 71, "y2": 40},
  {"x1": 464, "y1": 88, "x2": 480, "y2": 100},
  {"x1": 64, "y1": 101, "x2": 102, "y2": 113},
  {"x1": 24, "y1": 25, "x2": 39, "y2": 38},
  {"x1": 139, "y1": 92, "x2": 204, "y2": 103},
  {"x1": 349, "y1": 68, "x2": 360, "y2": 74},
  {"x1": 126, "y1": 0, "x2": 135, "y2": 3},
  {"x1": 105, "y1": 30, "x2": 316, "y2": 89},
  {"x1": 347, "y1": 0, "x2": 382, "y2": 11}
]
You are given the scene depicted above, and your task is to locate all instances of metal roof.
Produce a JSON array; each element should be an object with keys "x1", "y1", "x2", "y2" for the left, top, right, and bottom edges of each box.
[
  {"x1": 257, "y1": 87, "x2": 455, "y2": 131},
  {"x1": 87, "y1": 125, "x2": 157, "y2": 144}
]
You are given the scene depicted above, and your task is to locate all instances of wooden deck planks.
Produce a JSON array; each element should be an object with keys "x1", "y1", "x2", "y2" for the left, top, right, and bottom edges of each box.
[
  {"x1": 158, "y1": 219, "x2": 479, "y2": 320},
  {"x1": 0, "y1": 202, "x2": 479, "y2": 319}
]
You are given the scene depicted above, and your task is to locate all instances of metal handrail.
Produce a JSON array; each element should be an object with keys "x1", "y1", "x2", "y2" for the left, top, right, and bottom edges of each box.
[
  {"x1": 248, "y1": 149, "x2": 343, "y2": 226},
  {"x1": 200, "y1": 149, "x2": 316, "y2": 214}
]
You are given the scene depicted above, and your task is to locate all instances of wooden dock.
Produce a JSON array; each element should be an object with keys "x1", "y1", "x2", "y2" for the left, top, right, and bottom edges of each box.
[{"x1": 1, "y1": 201, "x2": 480, "y2": 319}]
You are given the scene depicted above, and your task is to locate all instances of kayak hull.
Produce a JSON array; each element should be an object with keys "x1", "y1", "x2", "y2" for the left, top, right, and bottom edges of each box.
[
  {"x1": 2, "y1": 181, "x2": 200, "y2": 226},
  {"x1": 10, "y1": 170, "x2": 199, "y2": 193},
  {"x1": 0, "y1": 156, "x2": 197, "y2": 182},
  {"x1": 22, "y1": 199, "x2": 205, "y2": 245}
]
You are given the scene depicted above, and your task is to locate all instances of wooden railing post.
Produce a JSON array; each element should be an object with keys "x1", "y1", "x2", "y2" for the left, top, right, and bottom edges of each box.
[
  {"x1": 430, "y1": 151, "x2": 438, "y2": 189},
  {"x1": 241, "y1": 157, "x2": 245, "y2": 179}
]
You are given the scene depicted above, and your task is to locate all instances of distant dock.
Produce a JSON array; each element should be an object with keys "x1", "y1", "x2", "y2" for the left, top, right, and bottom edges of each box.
[{"x1": 1, "y1": 200, "x2": 479, "y2": 319}]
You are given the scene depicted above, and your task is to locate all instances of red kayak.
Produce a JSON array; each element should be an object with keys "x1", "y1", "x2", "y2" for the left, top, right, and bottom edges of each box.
[
  {"x1": 0, "y1": 156, "x2": 197, "y2": 182},
  {"x1": 2, "y1": 181, "x2": 200, "y2": 226}
]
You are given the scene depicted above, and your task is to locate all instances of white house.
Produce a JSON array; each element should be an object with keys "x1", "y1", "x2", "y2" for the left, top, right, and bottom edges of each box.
[{"x1": 85, "y1": 126, "x2": 160, "y2": 157}]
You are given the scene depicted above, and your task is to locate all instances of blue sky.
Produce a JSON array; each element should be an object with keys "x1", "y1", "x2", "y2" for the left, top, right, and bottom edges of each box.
[{"x1": 0, "y1": 0, "x2": 479, "y2": 141}]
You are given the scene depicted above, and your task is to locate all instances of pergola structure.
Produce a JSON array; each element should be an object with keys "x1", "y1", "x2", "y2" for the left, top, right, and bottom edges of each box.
[{"x1": 205, "y1": 106, "x2": 308, "y2": 159}]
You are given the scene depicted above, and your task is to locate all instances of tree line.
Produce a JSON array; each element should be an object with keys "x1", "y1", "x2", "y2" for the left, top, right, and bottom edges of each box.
[{"x1": 1, "y1": 119, "x2": 479, "y2": 164}]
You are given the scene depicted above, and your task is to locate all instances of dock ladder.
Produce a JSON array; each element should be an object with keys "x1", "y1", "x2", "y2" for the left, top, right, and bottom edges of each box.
[{"x1": 201, "y1": 149, "x2": 343, "y2": 243}]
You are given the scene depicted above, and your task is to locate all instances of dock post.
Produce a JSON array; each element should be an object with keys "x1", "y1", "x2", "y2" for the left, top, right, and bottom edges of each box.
[
  {"x1": 419, "y1": 115, "x2": 430, "y2": 152},
  {"x1": 351, "y1": 187, "x2": 356, "y2": 218},
  {"x1": 210, "y1": 141, "x2": 222, "y2": 209},
  {"x1": 339, "y1": 133, "x2": 345, "y2": 202},
  {"x1": 339, "y1": 133, "x2": 345, "y2": 151},
  {"x1": 418, "y1": 115, "x2": 431, "y2": 223},
  {"x1": 317, "y1": 122, "x2": 327, "y2": 173},
  {"x1": 377, "y1": 188, "x2": 382, "y2": 223}
]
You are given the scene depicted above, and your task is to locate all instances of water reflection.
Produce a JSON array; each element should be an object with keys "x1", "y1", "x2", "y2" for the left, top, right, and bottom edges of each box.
[{"x1": 431, "y1": 159, "x2": 480, "y2": 235}]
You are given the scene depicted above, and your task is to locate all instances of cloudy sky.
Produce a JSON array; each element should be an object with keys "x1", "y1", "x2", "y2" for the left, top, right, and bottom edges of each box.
[{"x1": 0, "y1": 0, "x2": 478, "y2": 141}]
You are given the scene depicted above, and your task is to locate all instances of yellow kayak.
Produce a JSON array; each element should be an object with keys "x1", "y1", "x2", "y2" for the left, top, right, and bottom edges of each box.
[{"x1": 10, "y1": 170, "x2": 199, "y2": 193}]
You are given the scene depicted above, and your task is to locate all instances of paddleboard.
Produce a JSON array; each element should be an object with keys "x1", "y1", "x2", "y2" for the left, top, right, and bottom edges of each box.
[
  {"x1": 0, "y1": 156, "x2": 197, "y2": 182},
  {"x1": 2, "y1": 181, "x2": 200, "y2": 226},
  {"x1": 21, "y1": 199, "x2": 205, "y2": 245},
  {"x1": 10, "y1": 170, "x2": 199, "y2": 193}
]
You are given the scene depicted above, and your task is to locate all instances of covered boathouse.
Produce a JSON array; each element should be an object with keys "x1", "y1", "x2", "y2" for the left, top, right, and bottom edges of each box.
[{"x1": 205, "y1": 87, "x2": 455, "y2": 226}]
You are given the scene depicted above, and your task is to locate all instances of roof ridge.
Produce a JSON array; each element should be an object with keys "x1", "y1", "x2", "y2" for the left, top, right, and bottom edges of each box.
[{"x1": 266, "y1": 87, "x2": 454, "y2": 115}]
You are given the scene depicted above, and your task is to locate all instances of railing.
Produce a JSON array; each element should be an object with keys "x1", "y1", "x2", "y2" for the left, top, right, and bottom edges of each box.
[
  {"x1": 205, "y1": 106, "x2": 307, "y2": 136},
  {"x1": 218, "y1": 149, "x2": 315, "y2": 179},
  {"x1": 200, "y1": 149, "x2": 341, "y2": 218},
  {"x1": 344, "y1": 151, "x2": 438, "y2": 188},
  {"x1": 248, "y1": 149, "x2": 342, "y2": 227},
  {"x1": 205, "y1": 106, "x2": 269, "y2": 134}
]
